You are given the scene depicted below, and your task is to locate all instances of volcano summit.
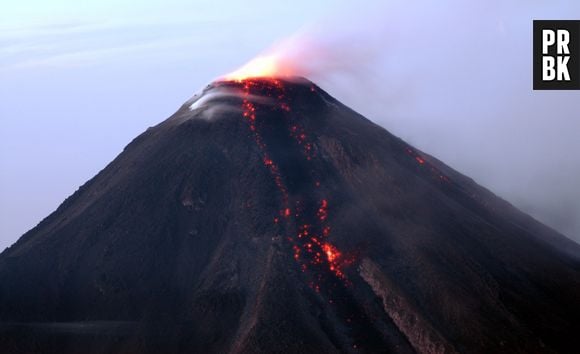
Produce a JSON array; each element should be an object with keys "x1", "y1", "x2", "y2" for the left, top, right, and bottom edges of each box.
[{"x1": 0, "y1": 77, "x2": 579, "y2": 354}]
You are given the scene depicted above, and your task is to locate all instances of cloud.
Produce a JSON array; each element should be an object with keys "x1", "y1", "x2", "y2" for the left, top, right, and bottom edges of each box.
[
  {"x1": 3, "y1": 37, "x2": 207, "y2": 70},
  {"x1": 0, "y1": 19, "x2": 226, "y2": 71}
]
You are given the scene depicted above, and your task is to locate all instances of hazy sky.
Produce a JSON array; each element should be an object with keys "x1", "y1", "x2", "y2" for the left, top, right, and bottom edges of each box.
[{"x1": 1, "y1": 0, "x2": 579, "y2": 251}]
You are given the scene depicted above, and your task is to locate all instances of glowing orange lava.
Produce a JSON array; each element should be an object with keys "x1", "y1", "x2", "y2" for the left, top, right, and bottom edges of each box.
[
  {"x1": 236, "y1": 77, "x2": 351, "y2": 286},
  {"x1": 405, "y1": 147, "x2": 451, "y2": 184},
  {"x1": 323, "y1": 243, "x2": 340, "y2": 263}
]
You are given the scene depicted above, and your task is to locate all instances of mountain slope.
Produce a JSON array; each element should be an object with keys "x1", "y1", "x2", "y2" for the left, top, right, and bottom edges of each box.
[{"x1": 1, "y1": 77, "x2": 579, "y2": 354}]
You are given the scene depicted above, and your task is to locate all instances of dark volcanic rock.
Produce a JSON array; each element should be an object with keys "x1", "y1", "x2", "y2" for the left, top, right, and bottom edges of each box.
[{"x1": 0, "y1": 77, "x2": 579, "y2": 354}]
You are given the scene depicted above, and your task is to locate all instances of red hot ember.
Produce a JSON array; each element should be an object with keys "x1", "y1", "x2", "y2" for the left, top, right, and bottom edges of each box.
[{"x1": 233, "y1": 77, "x2": 351, "y2": 284}]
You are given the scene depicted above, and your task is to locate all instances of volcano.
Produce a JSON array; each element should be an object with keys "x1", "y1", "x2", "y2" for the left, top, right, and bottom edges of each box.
[{"x1": 0, "y1": 77, "x2": 579, "y2": 354}]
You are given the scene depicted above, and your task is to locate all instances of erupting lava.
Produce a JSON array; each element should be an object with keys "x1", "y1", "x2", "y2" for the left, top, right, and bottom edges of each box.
[
  {"x1": 405, "y1": 147, "x2": 451, "y2": 183},
  {"x1": 231, "y1": 77, "x2": 351, "y2": 288}
]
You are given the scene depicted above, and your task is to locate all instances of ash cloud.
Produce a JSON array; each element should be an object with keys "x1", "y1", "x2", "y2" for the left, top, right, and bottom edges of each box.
[{"x1": 257, "y1": 0, "x2": 580, "y2": 241}]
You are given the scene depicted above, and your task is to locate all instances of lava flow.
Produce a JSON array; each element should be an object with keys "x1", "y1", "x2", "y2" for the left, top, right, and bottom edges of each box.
[
  {"x1": 230, "y1": 77, "x2": 351, "y2": 287},
  {"x1": 405, "y1": 147, "x2": 451, "y2": 183}
]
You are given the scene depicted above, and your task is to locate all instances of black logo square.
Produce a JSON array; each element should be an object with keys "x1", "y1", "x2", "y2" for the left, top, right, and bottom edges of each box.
[{"x1": 533, "y1": 20, "x2": 580, "y2": 90}]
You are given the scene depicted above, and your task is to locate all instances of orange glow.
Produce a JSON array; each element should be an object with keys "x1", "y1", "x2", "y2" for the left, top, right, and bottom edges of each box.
[
  {"x1": 317, "y1": 199, "x2": 328, "y2": 221},
  {"x1": 223, "y1": 54, "x2": 295, "y2": 81},
  {"x1": 323, "y1": 243, "x2": 340, "y2": 263},
  {"x1": 234, "y1": 77, "x2": 352, "y2": 287},
  {"x1": 405, "y1": 146, "x2": 451, "y2": 183}
]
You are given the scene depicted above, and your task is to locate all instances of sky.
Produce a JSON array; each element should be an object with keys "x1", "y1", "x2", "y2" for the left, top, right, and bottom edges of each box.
[{"x1": 1, "y1": 0, "x2": 580, "y2": 250}]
